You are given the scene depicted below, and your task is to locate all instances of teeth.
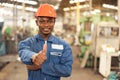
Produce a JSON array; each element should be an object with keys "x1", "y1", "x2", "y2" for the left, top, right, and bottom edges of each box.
[{"x1": 44, "y1": 28, "x2": 49, "y2": 31}]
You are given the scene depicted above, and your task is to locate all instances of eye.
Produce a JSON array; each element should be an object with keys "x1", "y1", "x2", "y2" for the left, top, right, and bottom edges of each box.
[
  {"x1": 49, "y1": 20, "x2": 54, "y2": 23},
  {"x1": 38, "y1": 20, "x2": 45, "y2": 24},
  {"x1": 37, "y1": 18, "x2": 54, "y2": 25}
]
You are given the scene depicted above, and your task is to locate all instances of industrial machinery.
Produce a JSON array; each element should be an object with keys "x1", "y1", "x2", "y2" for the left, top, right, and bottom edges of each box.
[{"x1": 94, "y1": 21, "x2": 120, "y2": 78}]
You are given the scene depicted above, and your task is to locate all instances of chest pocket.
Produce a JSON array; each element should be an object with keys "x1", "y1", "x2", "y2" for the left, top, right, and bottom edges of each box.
[{"x1": 50, "y1": 49, "x2": 63, "y2": 63}]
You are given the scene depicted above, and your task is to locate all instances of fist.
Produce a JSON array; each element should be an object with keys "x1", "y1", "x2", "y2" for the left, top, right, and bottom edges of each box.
[{"x1": 32, "y1": 43, "x2": 47, "y2": 66}]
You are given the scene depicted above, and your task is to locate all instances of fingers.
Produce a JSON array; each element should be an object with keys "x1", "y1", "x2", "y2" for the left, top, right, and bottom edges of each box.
[
  {"x1": 32, "y1": 54, "x2": 38, "y2": 63},
  {"x1": 34, "y1": 51, "x2": 47, "y2": 66},
  {"x1": 34, "y1": 56, "x2": 42, "y2": 66}
]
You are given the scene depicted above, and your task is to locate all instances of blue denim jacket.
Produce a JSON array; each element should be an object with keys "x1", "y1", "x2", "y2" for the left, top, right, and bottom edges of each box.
[{"x1": 18, "y1": 34, "x2": 73, "y2": 80}]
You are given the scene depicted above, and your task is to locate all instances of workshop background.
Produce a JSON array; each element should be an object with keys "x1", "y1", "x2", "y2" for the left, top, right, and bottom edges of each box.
[{"x1": 0, "y1": 0, "x2": 120, "y2": 80}]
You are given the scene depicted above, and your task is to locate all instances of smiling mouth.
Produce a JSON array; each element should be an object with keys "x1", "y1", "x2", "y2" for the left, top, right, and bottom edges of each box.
[{"x1": 43, "y1": 28, "x2": 50, "y2": 31}]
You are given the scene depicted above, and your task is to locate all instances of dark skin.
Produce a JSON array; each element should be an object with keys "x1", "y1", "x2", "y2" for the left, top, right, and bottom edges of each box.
[
  {"x1": 26, "y1": 16, "x2": 55, "y2": 70},
  {"x1": 36, "y1": 16, "x2": 55, "y2": 40}
]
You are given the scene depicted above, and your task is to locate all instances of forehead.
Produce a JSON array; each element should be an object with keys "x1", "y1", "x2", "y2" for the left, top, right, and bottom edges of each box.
[{"x1": 37, "y1": 16, "x2": 55, "y2": 20}]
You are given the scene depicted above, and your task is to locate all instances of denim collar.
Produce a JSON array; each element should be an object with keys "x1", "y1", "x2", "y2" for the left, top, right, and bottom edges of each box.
[{"x1": 35, "y1": 34, "x2": 55, "y2": 43}]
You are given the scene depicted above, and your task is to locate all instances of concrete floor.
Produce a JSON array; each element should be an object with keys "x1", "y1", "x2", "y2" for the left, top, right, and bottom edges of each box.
[{"x1": 0, "y1": 46, "x2": 104, "y2": 80}]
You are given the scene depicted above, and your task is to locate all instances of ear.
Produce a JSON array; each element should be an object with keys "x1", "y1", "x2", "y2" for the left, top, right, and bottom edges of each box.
[{"x1": 35, "y1": 20, "x2": 39, "y2": 26}]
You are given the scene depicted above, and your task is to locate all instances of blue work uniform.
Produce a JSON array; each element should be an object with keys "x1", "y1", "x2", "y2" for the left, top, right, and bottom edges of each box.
[{"x1": 18, "y1": 34, "x2": 73, "y2": 80}]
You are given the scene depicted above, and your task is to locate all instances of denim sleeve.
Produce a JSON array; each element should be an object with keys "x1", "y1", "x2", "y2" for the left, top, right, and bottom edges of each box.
[
  {"x1": 41, "y1": 44, "x2": 73, "y2": 77},
  {"x1": 18, "y1": 39, "x2": 36, "y2": 65}
]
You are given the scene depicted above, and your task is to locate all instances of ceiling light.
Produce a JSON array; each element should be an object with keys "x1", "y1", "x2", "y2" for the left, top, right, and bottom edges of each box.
[
  {"x1": 63, "y1": 4, "x2": 89, "y2": 11},
  {"x1": 69, "y1": 0, "x2": 86, "y2": 4},
  {"x1": 13, "y1": 0, "x2": 37, "y2": 5},
  {"x1": 1, "y1": 3, "x2": 37, "y2": 12},
  {"x1": 103, "y1": 4, "x2": 118, "y2": 10}
]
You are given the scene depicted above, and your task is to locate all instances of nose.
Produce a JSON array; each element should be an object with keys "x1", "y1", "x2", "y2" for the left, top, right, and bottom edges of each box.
[{"x1": 44, "y1": 22, "x2": 49, "y2": 27}]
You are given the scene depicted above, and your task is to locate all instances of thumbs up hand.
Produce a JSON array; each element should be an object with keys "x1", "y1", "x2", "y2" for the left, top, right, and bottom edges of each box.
[{"x1": 32, "y1": 41, "x2": 47, "y2": 66}]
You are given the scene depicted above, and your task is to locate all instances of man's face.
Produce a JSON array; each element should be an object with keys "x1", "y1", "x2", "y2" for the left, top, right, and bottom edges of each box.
[{"x1": 36, "y1": 17, "x2": 55, "y2": 36}]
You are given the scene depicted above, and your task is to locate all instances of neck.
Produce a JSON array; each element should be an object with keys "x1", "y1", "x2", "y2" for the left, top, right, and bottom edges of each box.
[{"x1": 40, "y1": 33, "x2": 51, "y2": 40}]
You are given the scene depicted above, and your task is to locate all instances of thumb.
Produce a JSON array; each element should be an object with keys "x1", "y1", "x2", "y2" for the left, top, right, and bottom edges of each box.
[{"x1": 42, "y1": 41, "x2": 47, "y2": 55}]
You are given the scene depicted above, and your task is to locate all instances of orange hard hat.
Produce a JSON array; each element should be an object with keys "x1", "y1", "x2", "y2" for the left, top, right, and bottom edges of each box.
[{"x1": 35, "y1": 4, "x2": 56, "y2": 18}]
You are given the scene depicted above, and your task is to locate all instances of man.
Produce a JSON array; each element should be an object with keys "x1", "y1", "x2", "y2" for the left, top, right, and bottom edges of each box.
[{"x1": 18, "y1": 4, "x2": 73, "y2": 80}]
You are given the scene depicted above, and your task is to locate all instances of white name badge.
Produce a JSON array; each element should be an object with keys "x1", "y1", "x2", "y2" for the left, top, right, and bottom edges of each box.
[{"x1": 52, "y1": 44, "x2": 63, "y2": 50}]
